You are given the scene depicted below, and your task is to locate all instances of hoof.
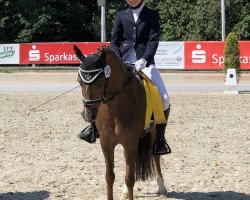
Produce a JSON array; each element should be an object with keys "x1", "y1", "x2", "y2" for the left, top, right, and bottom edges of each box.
[
  {"x1": 157, "y1": 187, "x2": 168, "y2": 196},
  {"x1": 120, "y1": 185, "x2": 128, "y2": 200},
  {"x1": 156, "y1": 176, "x2": 168, "y2": 196}
]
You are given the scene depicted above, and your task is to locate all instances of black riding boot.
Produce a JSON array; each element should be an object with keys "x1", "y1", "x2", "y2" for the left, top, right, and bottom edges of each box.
[
  {"x1": 153, "y1": 107, "x2": 172, "y2": 155},
  {"x1": 78, "y1": 122, "x2": 98, "y2": 143}
]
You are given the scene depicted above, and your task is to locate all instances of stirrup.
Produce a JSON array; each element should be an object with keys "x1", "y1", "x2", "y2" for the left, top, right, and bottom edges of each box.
[
  {"x1": 153, "y1": 138, "x2": 171, "y2": 155},
  {"x1": 78, "y1": 125, "x2": 97, "y2": 143}
]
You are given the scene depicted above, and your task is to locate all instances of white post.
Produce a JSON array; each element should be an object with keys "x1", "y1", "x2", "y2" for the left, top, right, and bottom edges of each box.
[
  {"x1": 224, "y1": 69, "x2": 239, "y2": 94},
  {"x1": 101, "y1": 5, "x2": 106, "y2": 42},
  {"x1": 221, "y1": 0, "x2": 226, "y2": 41},
  {"x1": 98, "y1": 0, "x2": 106, "y2": 42}
]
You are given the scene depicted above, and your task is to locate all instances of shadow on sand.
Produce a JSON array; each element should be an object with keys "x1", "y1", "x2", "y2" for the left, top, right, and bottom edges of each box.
[
  {"x1": 0, "y1": 190, "x2": 50, "y2": 200},
  {"x1": 138, "y1": 190, "x2": 250, "y2": 200}
]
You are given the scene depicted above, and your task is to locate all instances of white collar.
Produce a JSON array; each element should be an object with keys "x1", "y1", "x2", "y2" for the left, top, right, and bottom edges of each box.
[{"x1": 131, "y1": 2, "x2": 145, "y2": 14}]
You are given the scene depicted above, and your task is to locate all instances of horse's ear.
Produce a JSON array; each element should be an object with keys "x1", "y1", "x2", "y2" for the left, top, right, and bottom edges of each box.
[
  {"x1": 73, "y1": 45, "x2": 85, "y2": 63},
  {"x1": 97, "y1": 48, "x2": 107, "y2": 65}
]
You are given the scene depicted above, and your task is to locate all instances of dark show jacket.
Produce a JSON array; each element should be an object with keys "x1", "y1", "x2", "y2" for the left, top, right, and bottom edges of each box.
[{"x1": 110, "y1": 6, "x2": 160, "y2": 66}]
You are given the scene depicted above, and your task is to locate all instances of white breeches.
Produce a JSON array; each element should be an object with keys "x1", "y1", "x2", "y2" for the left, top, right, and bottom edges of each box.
[
  {"x1": 142, "y1": 64, "x2": 170, "y2": 110},
  {"x1": 124, "y1": 49, "x2": 170, "y2": 110}
]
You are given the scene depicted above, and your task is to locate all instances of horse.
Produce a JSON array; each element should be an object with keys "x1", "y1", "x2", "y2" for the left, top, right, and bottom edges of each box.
[{"x1": 74, "y1": 45, "x2": 167, "y2": 200}]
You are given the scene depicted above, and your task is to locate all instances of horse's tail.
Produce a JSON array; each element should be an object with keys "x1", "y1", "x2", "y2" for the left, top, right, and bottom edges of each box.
[{"x1": 136, "y1": 133, "x2": 155, "y2": 181}]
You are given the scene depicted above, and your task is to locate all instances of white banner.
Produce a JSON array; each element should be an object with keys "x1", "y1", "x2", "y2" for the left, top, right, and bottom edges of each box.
[
  {"x1": 155, "y1": 42, "x2": 184, "y2": 69},
  {"x1": 0, "y1": 44, "x2": 20, "y2": 64}
]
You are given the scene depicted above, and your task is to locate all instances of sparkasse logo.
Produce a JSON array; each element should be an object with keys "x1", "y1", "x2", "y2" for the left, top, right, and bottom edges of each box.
[
  {"x1": 29, "y1": 45, "x2": 40, "y2": 61},
  {"x1": 192, "y1": 44, "x2": 206, "y2": 64}
]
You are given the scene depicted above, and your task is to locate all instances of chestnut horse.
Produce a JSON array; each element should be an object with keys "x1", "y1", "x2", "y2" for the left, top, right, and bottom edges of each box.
[{"x1": 74, "y1": 45, "x2": 167, "y2": 200}]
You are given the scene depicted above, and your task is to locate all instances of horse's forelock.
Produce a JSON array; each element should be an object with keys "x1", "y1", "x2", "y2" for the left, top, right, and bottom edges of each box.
[
  {"x1": 79, "y1": 46, "x2": 123, "y2": 71},
  {"x1": 80, "y1": 53, "x2": 105, "y2": 71}
]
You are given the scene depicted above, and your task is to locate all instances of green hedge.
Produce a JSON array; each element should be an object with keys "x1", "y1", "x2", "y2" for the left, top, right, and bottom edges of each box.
[{"x1": 223, "y1": 32, "x2": 241, "y2": 76}]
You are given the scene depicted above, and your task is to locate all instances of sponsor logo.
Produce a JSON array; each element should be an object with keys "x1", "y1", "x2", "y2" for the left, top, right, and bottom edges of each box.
[
  {"x1": 192, "y1": 44, "x2": 206, "y2": 63},
  {"x1": 0, "y1": 46, "x2": 15, "y2": 59},
  {"x1": 27, "y1": 44, "x2": 78, "y2": 63},
  {"x1": 29, "y1": 45, "x2": 40, "y2": 61},
  {"x1": 176, "y1": 56, "x2": 182, "y2": 61},
  {"x1": 44, "y1": 52, "x2": 78, "y2": 63},
  {"x1": 212, "y1": 54, "x2": 250, "y2": 66}
]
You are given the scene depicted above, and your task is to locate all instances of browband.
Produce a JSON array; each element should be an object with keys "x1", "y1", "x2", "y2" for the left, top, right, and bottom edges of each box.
[{"x1": 78, "y1": 65, "x2": 111, "y2": 84}]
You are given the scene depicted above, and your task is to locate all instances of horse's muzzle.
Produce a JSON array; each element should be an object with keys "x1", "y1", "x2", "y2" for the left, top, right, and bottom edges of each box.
[{"x1": 81, "y1": 109, "x2": 97, "y2": 123}]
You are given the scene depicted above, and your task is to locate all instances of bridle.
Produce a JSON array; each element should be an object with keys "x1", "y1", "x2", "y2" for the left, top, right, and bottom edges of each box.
[
  {"x1": 78, "y1": 66, "x2": 112, "y2": 108},
  {"x1": 78, "y1": 64, "x2": 133, "y2": 109}
]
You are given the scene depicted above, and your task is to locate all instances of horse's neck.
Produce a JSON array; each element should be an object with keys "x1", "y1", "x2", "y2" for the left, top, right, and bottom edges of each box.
[{"x1": 107, "y1": 53, "x2": 131, "y2": 93}]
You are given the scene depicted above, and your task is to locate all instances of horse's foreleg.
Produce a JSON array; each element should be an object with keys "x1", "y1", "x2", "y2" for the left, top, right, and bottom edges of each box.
[
  {"x1": 121, "y1": 143, "x2": 138, "y2": 200},
  {"x1": 153, "y1": 155, "x2": 168, "y2": 196},
  {"x1": 101, "y1": 143, "x2": 115, "y2": 200}
]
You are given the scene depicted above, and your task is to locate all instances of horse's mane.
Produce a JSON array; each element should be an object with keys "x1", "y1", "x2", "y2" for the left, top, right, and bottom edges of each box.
[{"x1": 97, "y1": 45, "x2": 123, "y2": 66}]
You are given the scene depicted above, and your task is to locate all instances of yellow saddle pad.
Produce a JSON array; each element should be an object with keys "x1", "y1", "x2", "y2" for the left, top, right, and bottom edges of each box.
[{"x1": 139, "y1": 72, "x2": 166, "y2": 129}]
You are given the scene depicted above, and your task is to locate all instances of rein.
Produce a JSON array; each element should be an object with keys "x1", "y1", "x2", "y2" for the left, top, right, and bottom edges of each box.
[
  {"x1": 29, "y1": 85, "x2": 80, "y2": 112},
  {"x1": 102, "y1": 73, "x2": 133, "y2": 104}
]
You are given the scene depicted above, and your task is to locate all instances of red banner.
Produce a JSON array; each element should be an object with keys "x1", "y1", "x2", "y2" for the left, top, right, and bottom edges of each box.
[
  {"x1": 239, "y1": 41, "x2": 250, "y2": 69},
  {"x1": 17, "y1": 41, "x2": 250, "y2": 69},
  {"x1": 20, "y1": 42, "x2": 109, "y2": 64},
  {"x1": 185, "y1": 41, "x2": 250, "y2": 69},
  {"x1": 185, "y1": 41, "x2": 225, "y2": 69}
]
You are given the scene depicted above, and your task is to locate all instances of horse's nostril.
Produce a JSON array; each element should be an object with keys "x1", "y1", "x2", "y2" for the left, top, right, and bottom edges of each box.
[
  {"x1": 81, "y1": 108, "x2": 97, "y2": 122},
  {"x1": 81, "y1": 110, "x2": 85, "y2": 117}
]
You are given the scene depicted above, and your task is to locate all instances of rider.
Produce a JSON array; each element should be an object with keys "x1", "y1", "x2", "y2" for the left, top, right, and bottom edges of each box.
[{"x1": 78, "y1": 0, "x2": 171, "y2": 155}]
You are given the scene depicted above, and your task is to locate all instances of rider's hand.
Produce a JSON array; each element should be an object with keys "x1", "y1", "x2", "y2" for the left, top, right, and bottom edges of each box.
[{"x1": 135, "y1": 58, "x2": 147, "y2": 71}]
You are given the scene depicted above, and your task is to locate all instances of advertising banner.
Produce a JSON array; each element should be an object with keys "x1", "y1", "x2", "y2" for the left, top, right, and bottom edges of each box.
[
  {"x1": 239, "y1": 41, "x2": 250, "y2": 70},
  {"x1": 184, "y1": 41, "x2": 225, "y2": 69},
  {"x1": 155, "y1": 42, "x2": 184, "y2": 69},
  {"x1": 184, "y1": 41, "x2": 250, "y2": 69},
  {"x1": 1, "y1": 41, "x2": 248, "y2": 69},
  {"x1": 20, "y1": 42, "x2": 109, "y2": 64},
  {"x1": 0, "y1": 44, "x2": 19, "y2": 64}
]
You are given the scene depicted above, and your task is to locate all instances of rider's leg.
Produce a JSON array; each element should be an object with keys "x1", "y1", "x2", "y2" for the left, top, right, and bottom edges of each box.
[
  {"x1": 141, "y1": 64, "x2": 170, "y2": 110},
  {"x1": 154, "y1": 107, "x2": 171, "y2": 154},
  {"x1": 142, "y1": 65, "x2": 171, "y2": 155},
  {"x1": 78, "y1": 123, "x2": 98, "y2": 143}
]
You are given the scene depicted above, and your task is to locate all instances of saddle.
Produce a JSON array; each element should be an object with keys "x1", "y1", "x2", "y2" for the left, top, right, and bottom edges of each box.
[{"x1": 125, "y1": 64, "x2": 166, "y2": 129}]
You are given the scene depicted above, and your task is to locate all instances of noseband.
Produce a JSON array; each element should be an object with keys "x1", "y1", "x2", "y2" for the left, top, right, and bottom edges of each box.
[{"x1": 78, "y1": 65, "x2": 112, "y2": 108}]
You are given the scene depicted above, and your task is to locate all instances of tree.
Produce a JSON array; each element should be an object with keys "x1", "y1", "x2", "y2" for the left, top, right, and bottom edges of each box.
[
  {"x1": 0, "y1": 0, "x2": 98, "y2": 43},
  {"x1": 187, "y1": 0, "x2": 221, "y2": 41},
  {"x1": 223, "y1": 32, "x2": 241, "y2": 76},
  {"x1": 0, "y1": 0, "x2": 24, "y2": 43},
  {"x1": 155, "y1": 0, "x2": 195, "y2": 41},
  {"x1": 230, "y1": 1, "x2": 250, "y2": 40},
  {"x1": 225, "y1": 0, "x2": 249, "y2": 40},
  {"x1": 0, "y1": 0, "x2": 249, "y2": 43}
]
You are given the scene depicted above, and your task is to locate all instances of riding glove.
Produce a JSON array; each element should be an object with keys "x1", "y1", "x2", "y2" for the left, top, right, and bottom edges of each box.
[{"x1": 135, "y1": 58, "x2": 147, "y2": 71}]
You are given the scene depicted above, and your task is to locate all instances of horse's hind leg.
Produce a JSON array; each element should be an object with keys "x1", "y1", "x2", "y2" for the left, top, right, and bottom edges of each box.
[
  {"x1": 101, "y1": 142, "x2": 116, "y2": 200},
  {"x1": 153, "y1": 155, "x2": 168, "y2": 196}
]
